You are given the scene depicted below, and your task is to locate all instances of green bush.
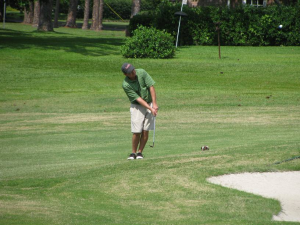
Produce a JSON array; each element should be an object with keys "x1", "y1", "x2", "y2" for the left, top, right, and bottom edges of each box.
[{"x1": 121, "y1": 25, "x2": 176, "y2": 59}]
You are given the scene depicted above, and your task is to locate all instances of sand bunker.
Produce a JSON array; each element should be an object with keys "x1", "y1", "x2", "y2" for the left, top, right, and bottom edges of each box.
[{"x1": 207, "y1": 171, "x2": 300, "y2": 222}]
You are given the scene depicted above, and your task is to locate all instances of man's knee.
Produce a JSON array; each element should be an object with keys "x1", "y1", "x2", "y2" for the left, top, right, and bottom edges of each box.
[{"x1": 142, "y1": 130, "x2": 149, "y2": 138}]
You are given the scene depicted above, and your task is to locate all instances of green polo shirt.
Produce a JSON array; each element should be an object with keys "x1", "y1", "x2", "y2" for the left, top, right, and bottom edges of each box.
[{"x1": 122, "y1": 69, "x2": 155, "y2": 104}]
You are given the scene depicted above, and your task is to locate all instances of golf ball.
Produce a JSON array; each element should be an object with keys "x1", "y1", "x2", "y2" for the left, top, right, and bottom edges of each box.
[{"x1": 278, "y1": 25, "x2": 283, "y2": 29}]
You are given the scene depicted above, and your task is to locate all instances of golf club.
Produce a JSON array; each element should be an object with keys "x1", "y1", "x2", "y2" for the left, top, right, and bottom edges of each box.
[{"x1": 149, "y1": 116, "x2": 156, "y2": 148}]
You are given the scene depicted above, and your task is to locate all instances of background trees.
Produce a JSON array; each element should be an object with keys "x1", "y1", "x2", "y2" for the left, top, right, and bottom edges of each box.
[
  {"x1": 3, "y1": 0, "x2": 139, "y2": 31},
  {"x1": 2, "y1": 0, "x2": 164, "y2": 32}
]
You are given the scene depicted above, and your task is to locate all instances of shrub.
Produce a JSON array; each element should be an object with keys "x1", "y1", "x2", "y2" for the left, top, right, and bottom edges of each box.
[{"x1": 121, "y1": 25, "x2": 176, "y2": 59}]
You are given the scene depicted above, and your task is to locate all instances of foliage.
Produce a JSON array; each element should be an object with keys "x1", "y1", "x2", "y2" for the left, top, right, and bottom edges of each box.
[
  {"x1": 121, "y1": 25, "x2": 175, "y2": 58},
  {"x1": 102, "y1": 0, "x2": 163, "y2": 20},
  {"x1": 215, "y1": 5, "x2": 300, "y2": 46},
  {"x1": 186, "y1": 6, "x2": 217, "y2": 45},
  {"x1": 154, "y1": 1, "x2": 191, "y2": 45},
  {"x1": 102, "y1": 0, "x2": 131, "y2": 20},
  {"x1": 78, "y1": 0, "x2": 163, "y2": 20},
  {"x1": 128, "y1": 3, "x2": 300, "y2": 46},
  {"x1": 128, "y1": 13, "x2": 155, "y2": 36}
]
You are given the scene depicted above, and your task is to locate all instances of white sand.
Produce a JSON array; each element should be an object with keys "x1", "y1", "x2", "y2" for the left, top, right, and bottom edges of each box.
[{"x1": 207, "y1": 171, "x2": 300, "y2": 222}]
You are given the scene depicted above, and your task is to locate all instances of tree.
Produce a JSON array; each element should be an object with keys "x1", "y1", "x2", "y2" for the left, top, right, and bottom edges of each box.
[
  {"x1": 38, "y1": 0, "x2": 54, "y2": 31},
  {"x1": 131, "y1": 0, "x2": 141, "y2": 18},
  {"x1": 90, "y1": 0, "x2": 103, "y2": 31},
  {"x1": 23, "y1": 0, "x2": 34, "y2": 24},
  {"x1": 82, "y1": 0, "x2": 90, "y2": 29},
  {"x1": 32, "y1": 0, "x2": 40, "y2": 27},
  {"x1": 65, "y1": 0, "x2": 79, "y2": 28}
]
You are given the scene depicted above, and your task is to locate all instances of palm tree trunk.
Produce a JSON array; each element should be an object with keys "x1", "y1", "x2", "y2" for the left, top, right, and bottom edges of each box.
[
  {"x1": 91, "y1": 0, "x2": 99, "y2": 30},
  {"x1": 32, "y1": 0, "x2": 40, "y2": 27},
  {"x1": 99, "y1": 0, "x2": 103, "y2": 30},
  {"x1": 38, "y1": 0, "x2": 54, "y2": 31},
  {"x1": 23, "y1": 0, "x2": 34, "y2": 24},
  {"x1": 65, "y1": 0, "x2": 79, "y2": 28},
  {"x1": 91, "y1": 0, "x2": 103, "y2": 31},
  {"x1": 131, "y1": 0, "x2": 141, "y2": 18},
  {"x1": 82, "y1": 0, "x2": 90, "y2": 29}
]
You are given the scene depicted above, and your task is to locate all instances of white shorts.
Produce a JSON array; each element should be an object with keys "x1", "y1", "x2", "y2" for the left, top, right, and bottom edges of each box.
[{"x1": 130, "y1": 103, "x2": 155, "y2": 133}]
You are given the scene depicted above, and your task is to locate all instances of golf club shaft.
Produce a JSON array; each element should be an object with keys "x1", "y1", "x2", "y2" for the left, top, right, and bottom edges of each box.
[
  {"x1": 150, "y1": 116, "x2": 156, "y2": 147},
  {"x1": 152, "y1": 116, "x2": 156, "y2": 145}
]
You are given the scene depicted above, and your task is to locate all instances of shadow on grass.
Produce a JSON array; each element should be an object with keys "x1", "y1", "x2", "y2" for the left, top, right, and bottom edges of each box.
[{"x1": 0, "y1": 28, "x2": 125, "y2": 56}]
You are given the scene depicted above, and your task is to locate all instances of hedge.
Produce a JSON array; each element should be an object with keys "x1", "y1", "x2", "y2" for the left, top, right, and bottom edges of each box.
[{"x1": 129, "y1": 2, "x2": 300, "y2": 46}]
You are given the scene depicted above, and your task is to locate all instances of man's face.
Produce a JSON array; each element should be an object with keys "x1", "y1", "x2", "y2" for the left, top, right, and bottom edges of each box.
[{"x1": 124, "y1": 69, "x2": 136, "y2": 80}]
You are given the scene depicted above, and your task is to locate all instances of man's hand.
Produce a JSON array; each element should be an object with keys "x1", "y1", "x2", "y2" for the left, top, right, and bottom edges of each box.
[
  {"x1": 152, "y1": 103, "x2": 159, "y2": 116},
  {"x1": 136, "y1": 85, "x2": 158, "y2": 116},
  {"x1": 136, "y1": 97, "x2": 157, "y2": 116},
  {"x1": 150, "y1": 107, "x2": 157, "y2": 117}
]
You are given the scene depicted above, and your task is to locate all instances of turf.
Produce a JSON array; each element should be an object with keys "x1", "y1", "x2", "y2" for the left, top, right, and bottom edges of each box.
[{"x1": 0, "y1": 23, "x2": 299, "y2": 225}]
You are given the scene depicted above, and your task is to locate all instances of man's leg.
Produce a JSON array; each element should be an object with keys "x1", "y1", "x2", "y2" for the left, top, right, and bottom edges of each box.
[
  {"x1": 132, "y1": 130, "x2": 149, "y2": 153},
  {"x1": 128, "y1": 133, "x2": 140, "y2": 160},
  {"x1": 132, "y1": 133, "x2": 141, "y2": 153},
  {"x1": 138, "y1": 130, "x2": 149, "y2": 153}
]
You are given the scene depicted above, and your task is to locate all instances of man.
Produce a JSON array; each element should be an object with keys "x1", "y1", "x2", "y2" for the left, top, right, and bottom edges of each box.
[{"x1": 121, "y1": 63, "x2": 158, "y2": 160}]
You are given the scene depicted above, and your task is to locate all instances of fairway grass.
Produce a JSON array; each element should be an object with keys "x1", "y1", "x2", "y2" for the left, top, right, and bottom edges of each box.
[{"x1": 0, "y1": 23, "x2": 300, "y2": 224}]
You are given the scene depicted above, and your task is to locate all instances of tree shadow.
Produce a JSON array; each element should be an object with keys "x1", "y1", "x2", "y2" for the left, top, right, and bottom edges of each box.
[{"x1": 0, "y1": 28, "x2": 125, "y2": 57}]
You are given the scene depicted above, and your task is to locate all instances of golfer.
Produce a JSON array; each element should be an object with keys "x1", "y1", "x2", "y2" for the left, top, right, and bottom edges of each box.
[{"x1": 121, "y1": 63, "x2": 158, "y2": 160}]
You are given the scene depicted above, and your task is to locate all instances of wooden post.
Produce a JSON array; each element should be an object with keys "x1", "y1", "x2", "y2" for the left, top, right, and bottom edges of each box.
[{"x1": 214, "y1": 22, "x2": 222, "y2": 59}]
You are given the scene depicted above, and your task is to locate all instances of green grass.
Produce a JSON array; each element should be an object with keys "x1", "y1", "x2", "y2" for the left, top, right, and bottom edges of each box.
[{"x1": 0, "y1": 23, "x2": 300, "y2": 225}]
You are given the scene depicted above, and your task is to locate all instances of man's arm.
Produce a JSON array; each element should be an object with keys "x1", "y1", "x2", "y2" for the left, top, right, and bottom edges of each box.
[{"x1": 149, "y1": 86, "x2": 158, "y2": 114}]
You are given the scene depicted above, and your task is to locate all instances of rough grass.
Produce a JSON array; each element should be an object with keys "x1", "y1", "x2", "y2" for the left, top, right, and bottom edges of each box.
[{"x1": 0, "y1": 23, "x2": 299, "y2": 225}]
